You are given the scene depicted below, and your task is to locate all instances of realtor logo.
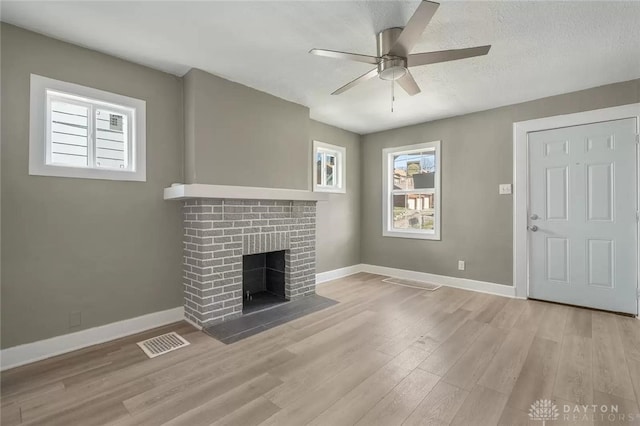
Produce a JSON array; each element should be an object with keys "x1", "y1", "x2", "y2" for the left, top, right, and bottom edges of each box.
[{"x1": 529, "y1": 399, "x2": 559, "y2": 425}]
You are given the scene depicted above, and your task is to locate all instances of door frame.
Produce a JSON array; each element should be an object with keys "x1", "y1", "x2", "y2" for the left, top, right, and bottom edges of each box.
[{"x1": 513, "y1": 103, "x2": 640, "y2": 316}]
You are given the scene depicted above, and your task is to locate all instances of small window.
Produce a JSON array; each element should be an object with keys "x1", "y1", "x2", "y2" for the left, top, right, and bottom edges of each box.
[
  {"x1": 313, "y1": 141, "x2": 345, "y2": 193},
  {"x1": 30, "y1": 74, "x2": 146, "y2": 181},
  {"x1": 383, "y1": 141, "x2": 441, "y2": 240}
]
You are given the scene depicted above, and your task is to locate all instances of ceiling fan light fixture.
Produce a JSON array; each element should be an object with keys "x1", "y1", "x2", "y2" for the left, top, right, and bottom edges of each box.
[{"x1": 378, "y1": 58, "x2": 407, "y2": 81}]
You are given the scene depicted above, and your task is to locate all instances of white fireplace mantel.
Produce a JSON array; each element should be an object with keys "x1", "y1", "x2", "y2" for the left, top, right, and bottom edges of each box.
[{"x1": 164, "y1": 184, "x2": 329, "y2": 201}]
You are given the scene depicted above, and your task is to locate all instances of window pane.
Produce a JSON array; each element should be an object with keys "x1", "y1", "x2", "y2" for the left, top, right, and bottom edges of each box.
[
  {"x1": 95, "y1": 109, "x2": 128, "y2": 169},
  {"x1": 325, "y1": 154, "x2": 335, "y2": 186},
  {"x1": 50, "y1": 101, "x2": 88, "y2": 167},
  {"x1": 392, "y1": 193, "x2": 435, "y2": 231},
  {"x1": 393, "y1": 151, "x2": 436, "y2": 190},
  {"x1": 316, "y1": 152, "x2": 323, "y2": 185}
]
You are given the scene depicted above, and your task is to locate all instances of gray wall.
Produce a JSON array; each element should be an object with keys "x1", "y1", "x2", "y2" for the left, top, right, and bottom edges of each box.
[
  {"x1": 183, "y1": 68, "x2": 310, "y2": 190},
  {"x1": 1, "y1": 24, "x2": 184, "y2": 348},
  {"x1": 311, "y1": 120, "x2": 361, "y2": 273},
  {"x1": 361, "y1": 79, "x2": 640, "y2": 286}
]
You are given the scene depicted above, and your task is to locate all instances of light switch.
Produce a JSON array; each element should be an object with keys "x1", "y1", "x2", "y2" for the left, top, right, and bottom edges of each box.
[{"x1": 499, "y1": 184, "x2": 512, "y2": 195}]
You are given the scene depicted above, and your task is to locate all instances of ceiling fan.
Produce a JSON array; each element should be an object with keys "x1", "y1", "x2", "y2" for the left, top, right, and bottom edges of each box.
[{"x1": 309, "y1": 0, "x2": 491, "y2": 96}]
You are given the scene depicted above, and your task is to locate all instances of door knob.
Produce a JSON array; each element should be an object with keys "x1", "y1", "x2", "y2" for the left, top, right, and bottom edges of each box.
[
  {"x1": 530, "y1": 214, "x2": 539, "y2": 220},
  {"x1": 527, "y1": 225, "x2": 538, "y2": 232}
]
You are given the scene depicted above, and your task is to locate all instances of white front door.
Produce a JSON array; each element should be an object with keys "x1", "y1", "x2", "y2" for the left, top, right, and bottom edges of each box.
[{"x1": 528, "y1": 118, "x2": 638, "y2": 314}]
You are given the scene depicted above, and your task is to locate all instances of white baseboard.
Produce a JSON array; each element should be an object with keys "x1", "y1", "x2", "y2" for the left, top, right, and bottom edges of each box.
[
  {"x1": 316, "y1": 264, "x2": 364, "y2": 284},
  {"x1": 358, "y1": 264, "x2": 516, "y2": 298},
  {"x1": 361, "y1": 264, "x2": 516, "y2": 297},
  {"x1": 315, "y1": 263, "x2": 516, "y2": 298},
  {"x1": 0, "y1": 306, "x2": 184, "y2": 371}
]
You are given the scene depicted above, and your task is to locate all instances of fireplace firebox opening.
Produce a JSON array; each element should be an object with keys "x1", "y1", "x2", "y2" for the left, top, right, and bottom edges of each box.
[{"x1": 242, "y1": 250, "x2": 287, "y2": 314}]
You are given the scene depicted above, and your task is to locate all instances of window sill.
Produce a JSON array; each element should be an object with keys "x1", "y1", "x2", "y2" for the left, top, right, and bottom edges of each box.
[
  {"x1": 383, "y1": 230, "x2": 441, "y2": 240},
  {"x1": 29, "y1": 163, "x2": 146, "y2": 182},
  {"x1": 313, "y1": 186, "x2": 346, "y2": 194}
]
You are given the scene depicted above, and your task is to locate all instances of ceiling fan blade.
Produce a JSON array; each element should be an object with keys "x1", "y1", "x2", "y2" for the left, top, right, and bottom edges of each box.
[
  {"x1": 388, "y1": 1, "x2": 440, "y2": 57},
  {"x1": 396, "y1": 71, "x2": 421, "y2": 96},
  {"x1": 310, "y1": 48, "x2": 380, "y2": 65},
  {"x1": 332, "y1": 68, "x2": 379, "y2": 95},
  {"x1": 407, "y1": 45, "x2": 491, "y2": 67}
]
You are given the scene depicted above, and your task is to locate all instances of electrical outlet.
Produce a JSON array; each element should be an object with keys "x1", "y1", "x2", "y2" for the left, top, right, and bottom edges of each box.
[
  {"x1": 69, "y1": 311, "x2": 82, "y2": 328},
  {"x1": 458, "y1": 260, "x2": 465, "y2": 271},
  {"x1": 499, "y1": 184, "x2": 512, "y2": 195}
]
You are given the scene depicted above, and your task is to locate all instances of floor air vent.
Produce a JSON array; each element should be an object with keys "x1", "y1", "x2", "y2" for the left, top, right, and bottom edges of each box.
[
  {"x1": 137, "y1": 332, "x2": 190, "y2": 358},
  {"x1": 382, "y1": 277, "x2": 441, "y2": 291}
]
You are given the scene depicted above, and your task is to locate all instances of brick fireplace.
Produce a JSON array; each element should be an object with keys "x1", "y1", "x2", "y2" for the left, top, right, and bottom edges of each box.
[{"x1": 181, "y1": 197, "x2": 318, "y2": 327}]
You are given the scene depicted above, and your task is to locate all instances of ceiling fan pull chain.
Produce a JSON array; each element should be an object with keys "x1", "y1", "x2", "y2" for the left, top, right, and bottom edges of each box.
[{"x1": 391, "y1": 69, "x2": 395, "y2": 113}]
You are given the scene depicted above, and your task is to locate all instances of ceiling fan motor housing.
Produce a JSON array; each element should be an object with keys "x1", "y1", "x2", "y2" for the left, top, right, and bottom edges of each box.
[
  {"x1": 377, "y1": 27, "x2": 408, "y2": 81},
  {"x1": 376, "y1": 27, "x2": 403, "y2": 57}
]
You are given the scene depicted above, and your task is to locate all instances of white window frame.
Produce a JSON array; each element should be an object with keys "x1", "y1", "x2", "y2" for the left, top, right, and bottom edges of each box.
[
  {"x1": 382, "y1": 141, "x2": 441, "y2": 240},
  {"x1": 29, "y1": 74, "x2": 146, "y2": 181},
  {"x1": 312, "y1": 140, "x2": 346, "y2": 193}
]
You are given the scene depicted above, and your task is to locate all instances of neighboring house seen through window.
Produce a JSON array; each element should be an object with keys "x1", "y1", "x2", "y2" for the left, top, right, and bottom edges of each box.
[
  {"x1": 383, "y1": 141, "x2": 441, "y2": 240},
  {"x1": 29, "y1": 74, "x2": 146, "y2": 181}
]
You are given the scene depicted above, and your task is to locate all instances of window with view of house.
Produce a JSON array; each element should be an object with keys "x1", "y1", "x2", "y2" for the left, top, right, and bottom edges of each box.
[
  {"x1": 29, "y1": 74, "x2": 146, "y2": 181},
  {"x1": 313, "y1": 140, "x2": 345, "y2": 193},
  {"x1": 382, "y1": 141, "x2": 441, "y2": 240}
]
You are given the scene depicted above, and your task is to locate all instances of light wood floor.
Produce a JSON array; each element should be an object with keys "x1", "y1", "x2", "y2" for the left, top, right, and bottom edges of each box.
[{"x1": 2, "y1": 273, "x2": 640, "y2": 426}]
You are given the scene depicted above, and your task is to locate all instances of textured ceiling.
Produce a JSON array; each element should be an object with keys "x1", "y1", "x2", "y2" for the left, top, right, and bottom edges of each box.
[{"x1": 2, "y1": 1, "x2": 640, "y2": 134}]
